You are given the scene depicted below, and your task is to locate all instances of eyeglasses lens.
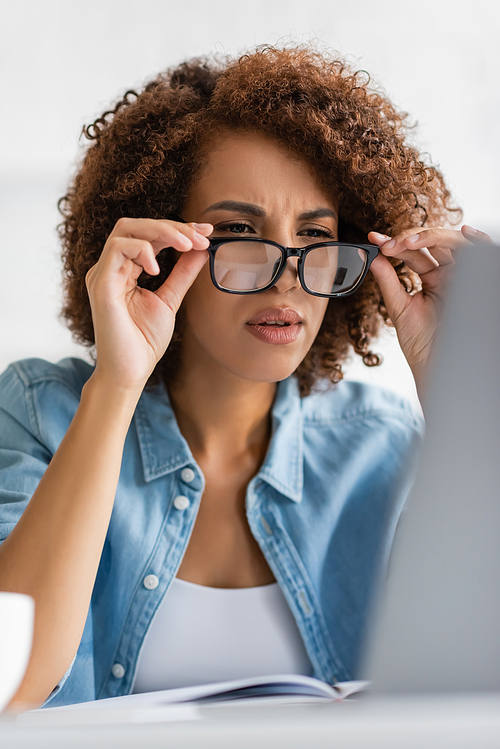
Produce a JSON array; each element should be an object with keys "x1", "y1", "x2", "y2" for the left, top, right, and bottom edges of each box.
[
  {"x1": 213, "y1": 242, "x2": 368, "y2": 295},
  {"x1": 303, "y1": 245, "x2": 367, "y2": 295},
  {"x1": 214, "y1": 242, "x2": 282, "y2": 291}
]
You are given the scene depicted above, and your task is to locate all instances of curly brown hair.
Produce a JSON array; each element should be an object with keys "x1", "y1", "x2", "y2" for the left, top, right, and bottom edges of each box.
[{"x1": 58, "y1": 45, "x2": 461, "y2": 396}]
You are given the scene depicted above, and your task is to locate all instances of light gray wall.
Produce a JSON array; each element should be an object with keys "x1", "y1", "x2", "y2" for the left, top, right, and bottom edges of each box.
[{"x1": 1, "y1": 0, "x2": 499, "y2": 403}]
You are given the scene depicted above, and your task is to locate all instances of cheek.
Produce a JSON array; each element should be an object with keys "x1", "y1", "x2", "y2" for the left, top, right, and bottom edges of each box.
[
  {"x1": 307, "y1": 298, "x2": 330, "y2": 337},
  {"x1": 182, "y1": 264, "x2": 238, "y2": 339}
]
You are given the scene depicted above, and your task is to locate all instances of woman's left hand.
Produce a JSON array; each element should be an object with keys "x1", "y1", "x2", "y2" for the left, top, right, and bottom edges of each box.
[{"x1": 368, "y1": 225, "x2": 494, "y2": 396}]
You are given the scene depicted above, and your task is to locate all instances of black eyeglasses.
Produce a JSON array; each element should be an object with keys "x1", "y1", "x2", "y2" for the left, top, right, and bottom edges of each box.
[{"x1": 170, "y1": 216, "x2": 379, "y2": 298}]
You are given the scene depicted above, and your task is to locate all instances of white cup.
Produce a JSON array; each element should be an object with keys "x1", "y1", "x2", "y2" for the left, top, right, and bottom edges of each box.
[{"x1": 0, "y1": 592, "x2": 34, "y2": 713}]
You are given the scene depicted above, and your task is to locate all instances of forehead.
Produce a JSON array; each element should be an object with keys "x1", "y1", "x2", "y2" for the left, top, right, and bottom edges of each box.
[{"x1": 187, "y1": 130, "x2": 337, "y2": 215}]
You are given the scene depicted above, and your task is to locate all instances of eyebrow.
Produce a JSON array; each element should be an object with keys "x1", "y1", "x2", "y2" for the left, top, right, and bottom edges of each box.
[
  {"x1": 202, "y1": 201, "x2": 266, "y2": 217},
  {"x1": 298, "y1": 208, "x2": 338, "y2": 221},
  {"x1": 202, "y1": 201, "x2": 337, "y2": 221}
]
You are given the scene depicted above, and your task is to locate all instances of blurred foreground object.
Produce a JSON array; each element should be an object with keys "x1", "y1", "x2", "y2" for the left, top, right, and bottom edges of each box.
[{"x1": 364, "y1": 240, "x2": 500, "y2": 692}]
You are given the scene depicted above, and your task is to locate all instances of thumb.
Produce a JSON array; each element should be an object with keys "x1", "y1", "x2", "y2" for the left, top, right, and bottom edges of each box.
[
  {"x1": 155, "y1": 250, "x2": 209, "y2": 314},
  {"x1": 369, "y1": 254, "x2": 412, "y2": 324}
]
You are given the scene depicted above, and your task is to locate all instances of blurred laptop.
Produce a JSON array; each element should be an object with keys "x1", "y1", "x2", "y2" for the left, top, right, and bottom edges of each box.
[{"x1": 362, "y1": 239, "x2": 500, "y2": 693}]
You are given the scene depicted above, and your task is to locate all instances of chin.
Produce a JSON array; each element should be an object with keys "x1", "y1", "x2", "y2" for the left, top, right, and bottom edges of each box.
[{"x1": 223, "y1": 353, "x2": 305, "y2": 384}]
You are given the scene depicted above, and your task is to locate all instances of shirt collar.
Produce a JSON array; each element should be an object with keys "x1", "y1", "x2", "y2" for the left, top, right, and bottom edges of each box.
[
  {"x1": 134, "y1": 376, "x2": 303, "y2": 503},
  {"x1": 257, "y1": 376, "x2": 304, "y2": 502},
  {"x1": 134, "y1": 383, "x2": 196, "y2": 481}
]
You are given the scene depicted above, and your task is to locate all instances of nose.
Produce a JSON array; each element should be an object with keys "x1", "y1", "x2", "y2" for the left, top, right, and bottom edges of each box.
[{"x1": 273, "y1": 256, "x2": 301, "y2": 293}]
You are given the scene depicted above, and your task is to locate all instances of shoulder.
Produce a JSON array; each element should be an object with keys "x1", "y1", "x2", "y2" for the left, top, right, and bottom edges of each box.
[
  {"x1": 0, "y1": 357, "x2": 94, "y2": 396},
  {"x1": 301, "y1": 379, "x2": 423, "y2": 433},
  {"x1": 0, "y1": 358, "x2": 94, "y2": 443},
  {"x1": 297, "y1": 380, "x2": 424, "y2": 502},
  {"x1": 299, "y1": 379, "x2": 424, "y2": 467}
]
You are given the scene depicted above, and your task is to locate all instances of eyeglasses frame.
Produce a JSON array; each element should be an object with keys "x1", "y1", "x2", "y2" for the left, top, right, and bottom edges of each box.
[{"x1": 170, "y1": 215, "x2": 379, "y2": 298}]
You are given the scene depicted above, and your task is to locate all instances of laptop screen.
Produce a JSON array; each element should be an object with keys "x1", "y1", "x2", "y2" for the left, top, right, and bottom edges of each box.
[{"x1": 362, "y1": 240, "x2": 500, "y2": 692}]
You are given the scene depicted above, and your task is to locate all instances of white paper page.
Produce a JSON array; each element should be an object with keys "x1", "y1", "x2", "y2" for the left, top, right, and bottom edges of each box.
[
  {"x1": 332, "y1": 681, "x2": 370, "y2": 699},
  {"x1": 36, "y1": 674, "x2": 369, "y2": 714}
]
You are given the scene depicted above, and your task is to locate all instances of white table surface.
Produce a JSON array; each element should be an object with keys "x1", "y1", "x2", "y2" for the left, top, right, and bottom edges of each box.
[{"x1": 2, "y1": 693, "x2": 500, "y2": 749}]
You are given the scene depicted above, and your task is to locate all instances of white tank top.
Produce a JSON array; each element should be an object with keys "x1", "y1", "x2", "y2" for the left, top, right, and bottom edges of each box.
[{"x1": 132, "y1": 578, "x2": 312, "y2": 693}]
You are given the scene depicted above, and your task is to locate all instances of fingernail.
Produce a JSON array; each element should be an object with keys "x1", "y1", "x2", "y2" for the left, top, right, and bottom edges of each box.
[
  {"x1": 385, "y1": 239, "x2": 396, "y2": 249},
  {"x1": 464, "y1": 225, "x2": 478, "y2": 234},
  {"x1": 371, "y1": 232, "x2": 391, "y2": 241},
  {"x1": 193, "y1": 223, "x2": 213, "y2": 232},
  {"x1": 407, "y1": 234, "x2": 420, "y2": 242}
]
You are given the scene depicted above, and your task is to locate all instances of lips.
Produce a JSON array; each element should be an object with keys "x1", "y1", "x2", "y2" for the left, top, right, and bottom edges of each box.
[
  {"x1": 245, "y1": 307, "x2": 303, "y2": 345},
  {"x1": 246, "y1": 307, "x2": 303, "y2": 326}
]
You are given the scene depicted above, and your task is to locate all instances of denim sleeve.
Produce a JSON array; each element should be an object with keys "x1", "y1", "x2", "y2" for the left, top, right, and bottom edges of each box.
[
  {"x1": 0, "y1": 364, "x2": 78, "y2": 700},
  {"x1": 0, "y1": 364, "x2": 53, "y2": 543}
]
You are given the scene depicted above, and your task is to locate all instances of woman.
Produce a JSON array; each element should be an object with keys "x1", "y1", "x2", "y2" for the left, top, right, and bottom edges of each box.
[{"x1": 0, "y1": 46, "x2": 489, "y2": 709}]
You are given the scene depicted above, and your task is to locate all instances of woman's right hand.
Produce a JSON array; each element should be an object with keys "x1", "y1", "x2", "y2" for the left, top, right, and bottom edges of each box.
[{"x1": 85, "y1": 217, "x2": 212, "y2": 393}]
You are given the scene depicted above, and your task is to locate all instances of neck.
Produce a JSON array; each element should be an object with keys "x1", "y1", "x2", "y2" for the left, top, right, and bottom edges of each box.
[{"x1": 168, "y1": 355, "x2": 277, "y2": 464}]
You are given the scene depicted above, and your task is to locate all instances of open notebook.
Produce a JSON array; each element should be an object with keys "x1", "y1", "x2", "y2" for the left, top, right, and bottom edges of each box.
[{"x1": 20, "y1": 674, "x2": 368, "y2": 725}]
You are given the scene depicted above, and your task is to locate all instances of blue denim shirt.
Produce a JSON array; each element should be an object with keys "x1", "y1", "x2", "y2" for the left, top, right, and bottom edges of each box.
[{"x1": 0, "y1": 357, "x2": 423, "y2": 707}]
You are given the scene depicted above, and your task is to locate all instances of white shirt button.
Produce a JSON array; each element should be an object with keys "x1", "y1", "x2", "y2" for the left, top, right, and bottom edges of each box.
[
  {"x1": 143, "y1": 574, "x2": 159, "y2": 590},
  {"x1": 181, "y1": 467, "x2": 196, "y2": 483},
  {"x1": 174, "y1": 495, "x2": 190, "y2": 511},
  {"x1": 112, "y1": 663, "x2": 125, "y2": 679}
]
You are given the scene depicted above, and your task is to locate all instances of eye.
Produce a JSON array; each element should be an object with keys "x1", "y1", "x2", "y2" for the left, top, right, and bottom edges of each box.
[
  {"x1": 298, "y1": 226, "x2": 336, "y2": 241},
  {"x1": 214, "y1": 221, "x2": 255, "y2": 235}
]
